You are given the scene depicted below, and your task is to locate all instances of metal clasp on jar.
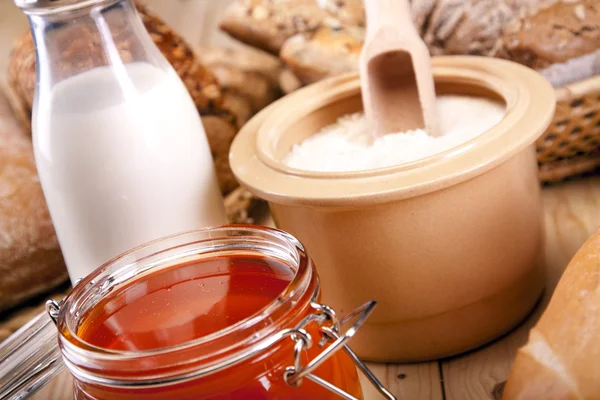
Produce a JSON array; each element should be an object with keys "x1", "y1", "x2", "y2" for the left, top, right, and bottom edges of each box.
[
  {"x1": 46, "y1": 291, "x2": 396, "y2": 399},
  {"x1": 282, "y1": 300, "x2": 396, "y2": 400}
]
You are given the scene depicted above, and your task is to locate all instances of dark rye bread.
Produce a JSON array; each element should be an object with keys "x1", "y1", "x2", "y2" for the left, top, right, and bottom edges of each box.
[
  {"x1": 499, "y1": 0, "x2": 599, "y2": 69},
  {"x1": 416, "y1": 0, "x2": 552, "y2": 57},
  {"x1": 498, "y1": 0, "x2": 600, "y2": 87},
  {"x1": 219, "y1": 0, "x2": 365, "y2": 55}
]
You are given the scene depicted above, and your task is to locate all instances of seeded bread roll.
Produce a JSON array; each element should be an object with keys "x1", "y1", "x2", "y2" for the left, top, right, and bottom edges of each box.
[
  {"x1": 219, "y1": 0, "x2": 365, "y2": 55},
  {"x1": 280, "y1": 25, "x2": 363, "y2": 84},
  {"x1": 0, "y1": 87, "x2": 68, "y2": 313}
]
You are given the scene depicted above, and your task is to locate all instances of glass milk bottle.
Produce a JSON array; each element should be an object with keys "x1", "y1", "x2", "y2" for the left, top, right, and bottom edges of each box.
[{"x1": 16, "y1": 0, "x2": 226, "y2": 283}]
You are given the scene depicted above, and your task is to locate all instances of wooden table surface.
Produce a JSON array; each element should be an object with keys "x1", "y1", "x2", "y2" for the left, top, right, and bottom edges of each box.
[{"x1": 30, "y1": 176, "x2": 600, "y2": 400}]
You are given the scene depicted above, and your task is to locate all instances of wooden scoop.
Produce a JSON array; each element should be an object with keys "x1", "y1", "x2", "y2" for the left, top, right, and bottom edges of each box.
[{"x1": 360, "y1": 0, "x2": 438, "y2": 138}]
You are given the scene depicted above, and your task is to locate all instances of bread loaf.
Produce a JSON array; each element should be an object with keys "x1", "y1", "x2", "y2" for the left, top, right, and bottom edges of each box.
[
  {"x1": 199, "y1": 45, "x2": 303, "y2": 118},
  {"x1": 416, "y1": 0, "x2": 551, "y2": 57},
  {"x1": 199, "y1": 45, "x2": 283, "y2": 87},
  {"x1": 498, "y1": 0, "x2": 600, "y2": 88},
  {"x1": 280, "y1": 25, "x2": 363, "y2": 84},
  {"x1": 0, "y1": 87, "x2": 68, "y2": 312},
  {"x1": 205, "y1": 61, "x2": 278, "y2": 112},
  {"x1": 503, "y1": 228, "x2": 600, "y2": 400}
]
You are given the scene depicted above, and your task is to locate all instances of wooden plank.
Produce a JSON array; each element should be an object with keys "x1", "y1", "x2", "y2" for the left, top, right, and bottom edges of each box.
[
  {"x1": 442, "y1": 177, "x2": 600, "y2": 400},
  {"x1": 362, "y1": 363, "x2": 443, "y2": 400}
]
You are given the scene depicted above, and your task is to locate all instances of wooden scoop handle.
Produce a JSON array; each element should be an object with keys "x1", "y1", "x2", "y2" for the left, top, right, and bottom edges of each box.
[{"x1": 360, "y1": 0, "x2": 439, "y2": 138}]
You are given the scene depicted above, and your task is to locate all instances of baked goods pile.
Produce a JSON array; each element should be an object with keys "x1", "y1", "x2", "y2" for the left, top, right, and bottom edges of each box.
[{"x1": 220, "y1": 0, "x2": 600, "y2": 88}]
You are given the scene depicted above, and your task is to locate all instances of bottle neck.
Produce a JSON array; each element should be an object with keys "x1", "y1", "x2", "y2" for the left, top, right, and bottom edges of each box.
[{"x1": 27, "y1": 0, "x2": 168, "y2": 90}]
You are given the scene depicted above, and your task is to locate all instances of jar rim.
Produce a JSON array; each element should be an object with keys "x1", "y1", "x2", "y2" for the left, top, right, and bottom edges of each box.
[{"x1": 57, "y1": 225, "x2": 316, "y2": 384}]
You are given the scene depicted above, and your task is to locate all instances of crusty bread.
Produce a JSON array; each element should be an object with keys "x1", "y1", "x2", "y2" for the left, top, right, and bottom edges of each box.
[
  {"x1": 210, "y1": 65, "x2": 278, "y2": 112},
  {"x1": 200, "y1": 115, "x2": 240, "y2": 195},
  {"x1": 499, "y1": 0, "x2": 599, "y2": 70},
  {"x1": 416, "y1": 0, "x2": 552, "y2": 57},
  {"x1": 503, "y1": 228, "x2": 600, "y2": 400},
  {"x1": 199, "y1": 45, "x2": 301, "y2": 109},
  {"x1": 5, "y1": 33, "x2": 34, "y2": 131},
  {"x1": 0, "y1": 87, "x2": 68, "y2": 313},
  {"x1": 278, "y1": 67, "x2": 302, "y2": 94},
  {"x1": 498, "y1": 0, "x2": 600, "y2": 87},
  {"x1": 224, "y1": 186, "x2": 269, "y2": 225},
  {"x1": 219, "y1": 0, "x2": 364, "y2": 55},
  {"x1": 222, "y1": 92, "x2": 254, "y2": 129},
  {"x1": 280, "y1": 25, "x2": 363, "y2": 85}
]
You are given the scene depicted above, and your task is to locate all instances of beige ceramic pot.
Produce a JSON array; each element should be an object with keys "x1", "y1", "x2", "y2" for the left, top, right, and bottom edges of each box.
[{"x1": 229, "y1": 56, "x2": 556, "y2": 362}]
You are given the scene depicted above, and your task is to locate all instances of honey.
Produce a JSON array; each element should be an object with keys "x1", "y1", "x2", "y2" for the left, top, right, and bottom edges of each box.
[
  {"x1": 56, "y1": 227, "x2": 365, "y2": 399},
  {"x1": 77, "y1": 256, "x2": 294, "y2": 351}
]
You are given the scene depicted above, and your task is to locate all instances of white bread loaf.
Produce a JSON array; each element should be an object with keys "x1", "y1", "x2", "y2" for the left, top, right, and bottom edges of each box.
[{"x1": 503, "y1": 228, "x2": 600, "y2": 399}]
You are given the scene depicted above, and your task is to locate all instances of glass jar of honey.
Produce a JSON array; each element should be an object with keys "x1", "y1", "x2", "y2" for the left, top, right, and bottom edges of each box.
[{"x1": 1, "y1": 226, "x2": 394, "y2": 400}]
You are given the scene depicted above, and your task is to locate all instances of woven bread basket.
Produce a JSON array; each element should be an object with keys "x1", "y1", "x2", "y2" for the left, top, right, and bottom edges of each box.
[{"x1": 537, "y1": 75, "x2": 600, "y2": 183}]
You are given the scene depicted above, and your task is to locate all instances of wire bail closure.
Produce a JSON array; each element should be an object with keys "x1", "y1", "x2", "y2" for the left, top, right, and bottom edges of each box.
[
  {"x1": 43, "y1": 296, "x2": 395, "y2": 399},
  {"x1": 283, "y1": 300, "x2": 396, "y2": 400}
]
